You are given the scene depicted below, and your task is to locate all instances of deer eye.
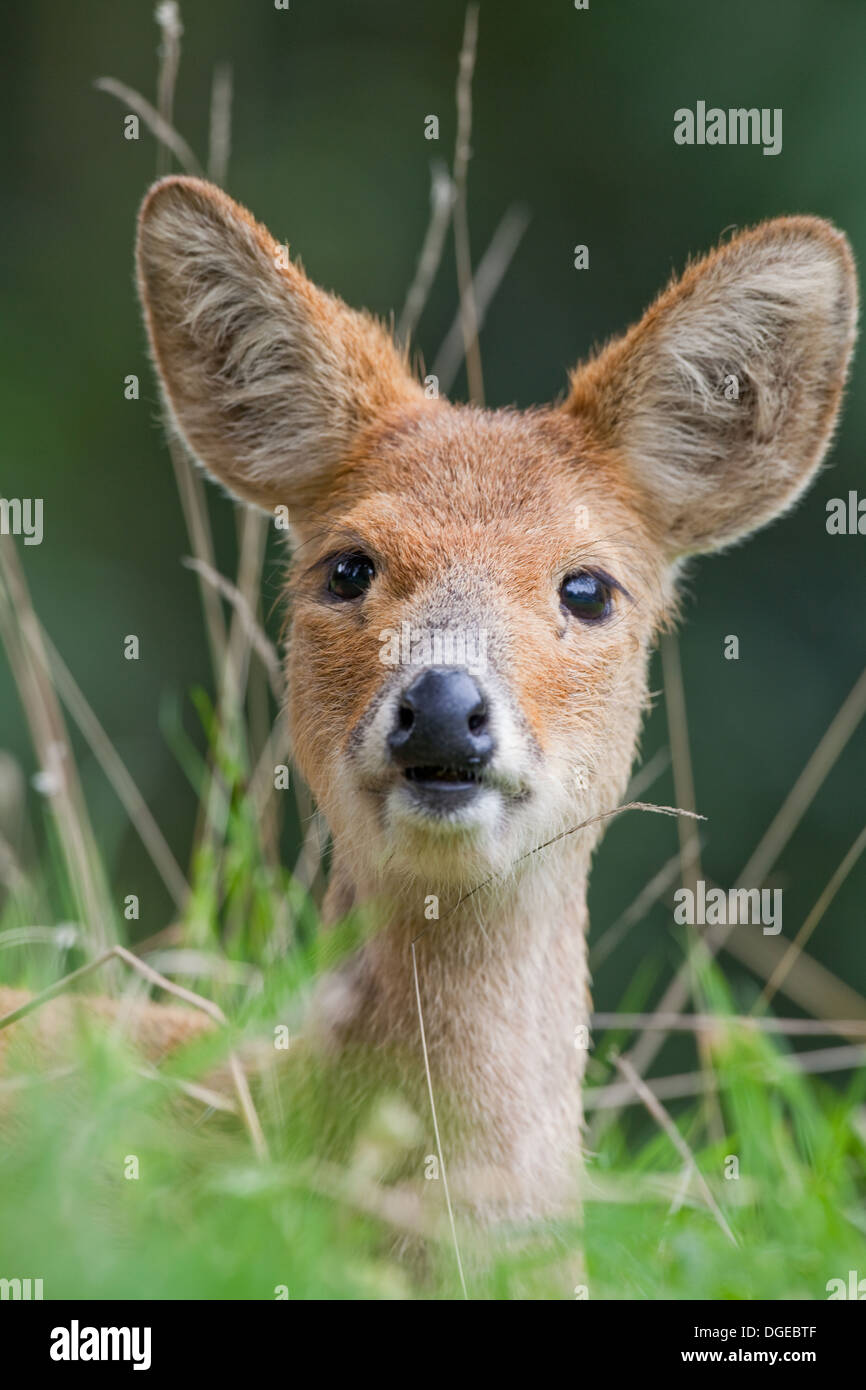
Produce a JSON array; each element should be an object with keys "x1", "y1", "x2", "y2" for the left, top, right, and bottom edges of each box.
[
  {"x1": 327, "y1": 552, "x2": 376, "y2": 600},
  {"x1": 560, "y1": 570, "x2": 612, "y2": 622}
]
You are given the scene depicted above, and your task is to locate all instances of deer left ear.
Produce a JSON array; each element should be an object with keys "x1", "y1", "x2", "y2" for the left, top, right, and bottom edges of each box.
[
  {"x1": 136, "y1": 177, "x2": 425, "y2": 516},
  {"x1": 564, "y1": 217, "x2": 858, "y2": 556}
]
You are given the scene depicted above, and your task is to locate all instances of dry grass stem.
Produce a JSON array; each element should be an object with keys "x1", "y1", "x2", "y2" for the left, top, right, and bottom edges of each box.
[
  {"x1": 208, "y1": 62, "x2": 233, "y2": 185},
  {"x1": 756, "y1": 821, "x2": 866, "y2": 1011},
  {"x1": 592, "y1": 1012, "x2": 866, "y2": 1038},
  {"x1": 182, "y1": 555, "x2": 282, "y2": 702},
  {"x1": 39, "y1": 625, "x2": 189, "y2": 909},
  {"x1": 452, "y1": 4, "x2": 484, "y2": 405},
  {"x1": 614, "y1": 1054, "x2": 737, "y2": 1245},
  {"x1": 0, "y1": 538, "x2": 115, "y2": 954},
  {"x1": 94, "y1": 77, "x2": 202, "y2": 176},
  {"x1": 397, "y1": 162, "x2": 455, "y2": 348},
  {"x1": 607, "y1": 664, "x2": 866, "y2": 1127},
  {"x1": 433, "y1": 202, "x2": 531, "y2": 393}
]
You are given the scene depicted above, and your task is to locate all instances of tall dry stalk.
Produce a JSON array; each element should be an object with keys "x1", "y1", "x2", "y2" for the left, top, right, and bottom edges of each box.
[{"x1": 0, "y1": 536, "x2": 116, "y2": 954}]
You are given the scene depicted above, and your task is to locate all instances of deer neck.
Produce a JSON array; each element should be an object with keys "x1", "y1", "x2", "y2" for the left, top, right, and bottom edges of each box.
[{"x1": 315, "y1": 845, "x2": 591, "y2": 1216}]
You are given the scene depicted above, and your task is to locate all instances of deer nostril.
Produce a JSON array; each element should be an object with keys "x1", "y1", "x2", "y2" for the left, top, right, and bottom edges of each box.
[
  {"x1": 468, "y1": 708, "x2": 487, "y2": 734},
  {"x1": 398, "y1": 704, "x2": 415, "y2": 732}
]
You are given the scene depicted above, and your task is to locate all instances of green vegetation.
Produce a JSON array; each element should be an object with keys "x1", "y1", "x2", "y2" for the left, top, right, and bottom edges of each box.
[{"x1": 1, "y1": 2, "x2": 864, "y2": 1302}]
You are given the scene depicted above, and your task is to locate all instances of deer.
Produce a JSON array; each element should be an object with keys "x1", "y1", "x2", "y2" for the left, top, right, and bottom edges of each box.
[{"x1": 0, "y1": 177, "x2": 857, "y2": 1244}]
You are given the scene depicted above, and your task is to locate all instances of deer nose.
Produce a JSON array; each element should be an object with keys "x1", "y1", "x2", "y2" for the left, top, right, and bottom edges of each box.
[{"x1": 388, "y1": 668, "x2": 495, "y2": 769}]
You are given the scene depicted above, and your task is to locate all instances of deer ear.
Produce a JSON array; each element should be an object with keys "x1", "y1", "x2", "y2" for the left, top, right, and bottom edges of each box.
[
  {"x1": 136, "y1": 177, "x2": 424, "y2": 514},
  {"x1": 565, "y1": 217, "x2": 858, "y2": 556}
]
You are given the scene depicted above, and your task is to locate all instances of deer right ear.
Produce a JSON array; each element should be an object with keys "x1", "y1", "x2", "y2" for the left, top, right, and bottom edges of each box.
[
  {"x1": 564, "y1": 216, "x2": 857, "y2": 557},
  {"x1": 136, "y1": 177, "x2": 424, "y2": 515}
]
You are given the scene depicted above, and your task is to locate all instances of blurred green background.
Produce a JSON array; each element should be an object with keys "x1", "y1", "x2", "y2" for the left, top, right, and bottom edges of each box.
[{"x1": 1, "y1": 0, "x2": 864, "y2": 1018}]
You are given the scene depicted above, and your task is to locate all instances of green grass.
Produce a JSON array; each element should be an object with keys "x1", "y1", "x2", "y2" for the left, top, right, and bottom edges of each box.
[
  {"x1": 1, "y1": 839, "x2": 865, "y2": 1301},
  {"x1": 0, "y1": 1002, "x2": 864, "y2": 1300}
]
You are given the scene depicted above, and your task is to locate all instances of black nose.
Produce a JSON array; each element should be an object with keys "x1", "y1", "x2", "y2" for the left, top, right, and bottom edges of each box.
[{"x1": 388, "y1": 668, "x2": 495, "y2": 770}]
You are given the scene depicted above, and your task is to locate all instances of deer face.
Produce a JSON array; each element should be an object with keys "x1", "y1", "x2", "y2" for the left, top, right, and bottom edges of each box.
[
  {"x1": 286, "y1": 404, "x2": 666, "y2": 887},
  {"x1": 137, "y1": 178, "x2": 857, "y2": 892}
]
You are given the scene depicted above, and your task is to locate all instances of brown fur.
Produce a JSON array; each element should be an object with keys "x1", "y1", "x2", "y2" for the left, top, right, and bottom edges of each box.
[
  {"x1": 3, "y1": 179, "x2": 856, "y2": 1233},
  {"x1": 0, "y1": 986, "x2": 212, "y2": 1067}
]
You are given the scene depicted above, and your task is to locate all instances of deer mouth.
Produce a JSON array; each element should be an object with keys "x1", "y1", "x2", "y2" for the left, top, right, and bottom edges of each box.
[{"x1": 403, "y1": 765, "x2": 483, "y2": 791}]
